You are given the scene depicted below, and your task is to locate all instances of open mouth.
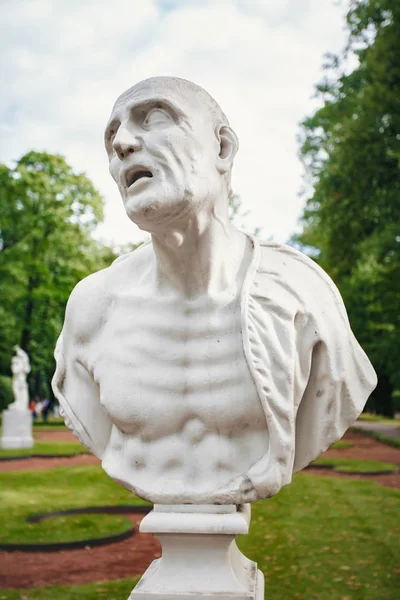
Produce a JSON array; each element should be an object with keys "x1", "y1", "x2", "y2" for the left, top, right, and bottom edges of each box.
[{"x1": 125, "y1": 167, "x2": 153, "y2": 189}]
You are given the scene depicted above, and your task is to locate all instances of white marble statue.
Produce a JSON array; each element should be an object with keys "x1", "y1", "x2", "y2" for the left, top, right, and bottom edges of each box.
[
  {"x1": 52, "y1": 76, "x2": 377, "y2": 506},
  {"x1": 9, "y1": 345, "x2": 31, "y2": 411},
  {"x1": 1, "y1": 344, "x2": 33, "y2": 450}
]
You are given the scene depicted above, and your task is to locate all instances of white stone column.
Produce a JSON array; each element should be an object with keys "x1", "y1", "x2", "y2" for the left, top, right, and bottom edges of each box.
[
  {"x1": 1, "y1": 409, "x2": 34, "y2": 449},
  {"x1": 130, "y1": 504, "x2": 264, "y2": 600}
]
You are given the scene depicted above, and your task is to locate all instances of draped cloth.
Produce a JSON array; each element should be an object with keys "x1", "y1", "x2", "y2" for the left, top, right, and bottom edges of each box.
[{"x1": 243, "y1": 239, "x2": 377, "y2": 497}]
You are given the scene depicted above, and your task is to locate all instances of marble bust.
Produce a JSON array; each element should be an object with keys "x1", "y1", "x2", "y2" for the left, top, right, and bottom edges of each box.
[
  {"x1": 9, "y1": 345, "x2": 30, "y2": 411},
  {"x1": 52, "y1": 76, "x2": 377, "y2": 505}
]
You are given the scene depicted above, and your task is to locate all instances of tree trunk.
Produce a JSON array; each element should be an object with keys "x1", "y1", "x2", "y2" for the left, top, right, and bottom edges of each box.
[{"x1": 371, "y1": 371, "x2": 394, "y2": 418}]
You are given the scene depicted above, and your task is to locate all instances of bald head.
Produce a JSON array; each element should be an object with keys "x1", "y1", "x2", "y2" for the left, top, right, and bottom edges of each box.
[{"x1": 112, "y1": 76, "x2": 231, "y2": 133}]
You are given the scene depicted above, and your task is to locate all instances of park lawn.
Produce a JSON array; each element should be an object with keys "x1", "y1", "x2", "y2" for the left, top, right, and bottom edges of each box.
[
  {"x1": 0, "y1": 465, "x2": 150, "y2": 545},
  {"x1": 0, "y1": 440, "x2": 87, "y2": 458},
  {"x1": 1, "y1": 513, "x2": 133, "y2": 544},
  {"x1": 239, "y1": 474, "x2": 400, "y2": 599},
  {"x1": 358, "y1": 413, "x2": 400, "y2": 425},
  {"x1": 370, "y1": 432, "x2": 400, "y2": 449},
  {"x1": 0, "y1": 469, "x2": 399, "y2": 599},
  {"x1": 0, "y1": 578, "x2": 140, "y2": 599},
  {"x1": 32, "y1": 423, "x2": 67, "y2": 430},
  {"x1": 329, "y1": 440, "x2": 353, "y2": 449},
  {"x1": 312, "y1": 457, "x2": 398, "y2": 473},
  {"x1": 352, "y1": 428, "x2": 400, "y2": 449},
  {"x1": 33, "y1": 416, "x2": 67, "y2": 426}
]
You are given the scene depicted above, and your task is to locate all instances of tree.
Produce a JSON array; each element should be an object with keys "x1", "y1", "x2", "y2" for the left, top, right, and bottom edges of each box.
[
  {"x1": 296, "y1": 0, "x2": 400, "y2": 416},
  {"x1": 0, "y1": 151, "x2": 117, "y2": 401}
]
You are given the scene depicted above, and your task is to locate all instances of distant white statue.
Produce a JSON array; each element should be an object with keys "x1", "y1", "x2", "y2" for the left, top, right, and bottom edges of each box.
[{"x1": 9, "y1": 345, "x2": 30, "y2": 411}]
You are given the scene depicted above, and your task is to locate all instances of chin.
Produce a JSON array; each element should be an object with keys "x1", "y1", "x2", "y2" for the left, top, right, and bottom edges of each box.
[{"x1": 124, "y1": 192, "x2": 188, "y2": 231}]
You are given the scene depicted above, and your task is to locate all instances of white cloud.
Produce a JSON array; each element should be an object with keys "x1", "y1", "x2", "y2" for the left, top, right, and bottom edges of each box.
[{"x1": 0, "y1": 0, "x2": 349, "y2": 245}]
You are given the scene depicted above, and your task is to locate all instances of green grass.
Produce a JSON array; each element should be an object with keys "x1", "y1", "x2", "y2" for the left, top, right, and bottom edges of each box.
[
  {"x1": 371, "y1": 432, "x2": 400, "y2": 449},
  {"x1": 0, "y1": 416, "x2": 66, "y2": 428},
  {"x1": 0, "y1": 578, "x2": 140, "y2": 599},
  {"x1": 1, "y1": 513, "x2": 132, "y2": 544},
  {"x1": 0, "y1": 465, "x2": 150, "y2": 547},
  {"x1": 329, "y1": 440, "x2": 353, "y2": 449},
  {"x1": 0, "y1": 441, "x2": 87, "y2": 459},
  {"x1": 358, "y1": 413, "x2": 400, "y2": 424},
  {"x1": 33, "y1": 417, "x2": 67, "y2": 427},
  {"x1": 312, "y1": 457, "x2": 398, "y2": 473},
  {"x1": 0, "y1": 467, "x2": 399, "y2": 599},
  {"x1": 238, "y1": 474, "x2": 400, "y2": 599},
  {"x1": 33, "y1": 422, "x2": 67, "y2": 430}
]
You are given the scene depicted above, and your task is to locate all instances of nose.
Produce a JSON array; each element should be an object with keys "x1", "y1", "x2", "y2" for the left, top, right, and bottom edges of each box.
[{"x1": 113, "y1": 126, "x2": 141, "y2": 160}]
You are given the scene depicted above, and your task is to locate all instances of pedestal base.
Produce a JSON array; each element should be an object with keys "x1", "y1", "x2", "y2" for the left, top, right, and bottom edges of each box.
[
  {"x1": 130, "y1": 504, "x2": 264, "y2": 600},
  {"x1": 1, "y1": 409, "x2": 33, "y2": 449}
]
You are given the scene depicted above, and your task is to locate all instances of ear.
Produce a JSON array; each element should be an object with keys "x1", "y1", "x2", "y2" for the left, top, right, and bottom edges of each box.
[{"x1": 215, "y1": 125, "x2": 239, "y2": 174}]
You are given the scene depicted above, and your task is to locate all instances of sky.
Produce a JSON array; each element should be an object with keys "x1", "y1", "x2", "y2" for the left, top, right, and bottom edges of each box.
[{"x1": 0, "y1": 0, "x2": 349, "y2": 246}]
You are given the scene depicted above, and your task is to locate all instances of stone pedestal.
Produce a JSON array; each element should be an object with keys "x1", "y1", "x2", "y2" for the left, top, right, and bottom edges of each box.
[
  {"x1": 1, "y1": 409, "x2": 33, "y2": 449},
  {"x1": 129, "y1": 504, "x2": 264, "y2": 600}
]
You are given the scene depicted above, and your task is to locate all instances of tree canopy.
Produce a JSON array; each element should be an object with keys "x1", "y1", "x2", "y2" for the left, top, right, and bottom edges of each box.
[
  {"x1": 0, "y1": 151, "x2": 118, "y2": 402},
  {"x1": 296, "y1": 0, "x2": 400, "y2": 415}
]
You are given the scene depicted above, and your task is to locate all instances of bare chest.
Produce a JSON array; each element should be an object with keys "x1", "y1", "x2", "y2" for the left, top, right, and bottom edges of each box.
[{"x1": 89, "y1": 293, "x2": 262, "y2": 438}]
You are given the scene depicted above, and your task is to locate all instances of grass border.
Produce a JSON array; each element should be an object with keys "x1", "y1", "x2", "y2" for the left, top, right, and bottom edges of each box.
[
  {"x1": 309, "y1": 456, "x2": 398, "y2": 475},
  {"x1": 0, "y1": 452, "x2": 89, "y2": 462},
  {"x1": 0, "y1": 505, "x2": 151, "y2": 552},
  {"x1": 351, "y1": 426, "x2": 400, "y2": 449}
]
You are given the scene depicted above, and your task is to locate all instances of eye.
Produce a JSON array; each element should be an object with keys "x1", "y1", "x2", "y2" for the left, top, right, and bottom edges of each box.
[
  {"x1": 143, "y1": 108, "x2": 173, "y2": 128},
  {"x1": 105, "y1": 122, "x2": 120, "y2": 156}
]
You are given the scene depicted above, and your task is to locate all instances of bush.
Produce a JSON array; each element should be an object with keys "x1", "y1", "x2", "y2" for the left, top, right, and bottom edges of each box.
[{"x1": 0, "y1": 375, "x2": 13, "y2": 411}]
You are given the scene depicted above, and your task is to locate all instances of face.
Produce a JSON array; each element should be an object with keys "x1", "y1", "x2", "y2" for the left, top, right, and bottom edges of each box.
[{"x1": 105, "y1": 81, "x2": 223, "y2": 230}]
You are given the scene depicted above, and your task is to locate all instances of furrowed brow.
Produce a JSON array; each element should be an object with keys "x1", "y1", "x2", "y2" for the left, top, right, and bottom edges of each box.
[{"x1": 127, "y1": 98, "x2": 182, "y2": 122}]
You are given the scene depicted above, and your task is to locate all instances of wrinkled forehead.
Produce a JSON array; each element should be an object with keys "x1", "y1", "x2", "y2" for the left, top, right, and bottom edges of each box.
[{"x1": 109, "y1": 79, "x2": 209, "y2": 124}]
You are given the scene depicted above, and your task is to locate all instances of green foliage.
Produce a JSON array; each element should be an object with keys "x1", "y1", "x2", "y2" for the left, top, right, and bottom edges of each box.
[
  {"x1": 296, "y1": 0, "x2": 400, "y2": 416},
  {"x1": 0, "y1": 375, "x2": 13, "y2": 411},
  {"x1": 0, "y1": 151, "x2": 119, "y2": 399}
]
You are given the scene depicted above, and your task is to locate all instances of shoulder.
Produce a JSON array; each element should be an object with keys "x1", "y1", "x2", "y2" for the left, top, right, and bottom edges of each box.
[
  {"x1": 63, "y1": 268, "x2": 109, "y2": 343},
  {"x1": 106, "y1": 241, "x2": 153, "y2": 285},
  {"x1": 254, "y1": 240, "x2": 348, "y2": 323},
  {"x1": 258, "y1": 241, "x2": 342, "y2": 298},
  {"x1": 64, "y1": 242, "x2": 153, "y2": 342},
  {"x1": 258, "y1": 240, "x2": 323, "y2": 277}
]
